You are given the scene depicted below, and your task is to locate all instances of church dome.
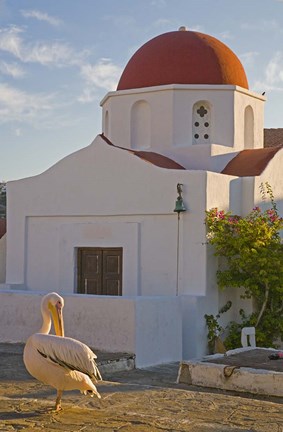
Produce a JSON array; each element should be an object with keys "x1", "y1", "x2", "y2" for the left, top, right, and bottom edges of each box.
[{"x1": 117, "y1": 29, "x2": 248, "y2": 91}]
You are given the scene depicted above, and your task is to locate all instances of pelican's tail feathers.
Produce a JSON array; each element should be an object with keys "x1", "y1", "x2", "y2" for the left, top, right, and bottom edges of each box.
[{"x1": 91, "y1": 362, "x2": 103, "y2": 382}]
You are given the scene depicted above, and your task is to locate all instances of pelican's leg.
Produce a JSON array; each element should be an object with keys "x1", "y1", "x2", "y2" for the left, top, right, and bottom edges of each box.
[{"x1": 55, "y1": 390, "x2": 63, "y2": 411}]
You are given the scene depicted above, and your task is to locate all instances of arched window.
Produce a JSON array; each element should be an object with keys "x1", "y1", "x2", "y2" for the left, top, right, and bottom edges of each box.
[
  {"x1": 131, "y1": 100, "x2": 151, "y2": 149},
  {"x1": 104, "y1": 110, "x2": 109, "y2": 137},
  {"x1": 244, "y1": 106, "x2": 254, "y2": 149},
  {"x1": 192, "y1": 101, "x2": 211, "y2": 145}
]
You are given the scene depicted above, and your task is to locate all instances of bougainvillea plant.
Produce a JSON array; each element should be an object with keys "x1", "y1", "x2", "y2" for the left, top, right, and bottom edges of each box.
[{"x1": 205, "y1": 182, "x2": 283, "y2": 349}]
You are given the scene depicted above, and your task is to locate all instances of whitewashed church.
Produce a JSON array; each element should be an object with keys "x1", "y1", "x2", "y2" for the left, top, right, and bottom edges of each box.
[{"x1": 1, "y1": 28, "x2": 283, "y2": 367}]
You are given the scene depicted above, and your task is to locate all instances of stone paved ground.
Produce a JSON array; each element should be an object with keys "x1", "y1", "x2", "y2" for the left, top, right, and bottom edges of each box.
[{"x1": 0, "y1": 345, "x2": 283, "y2": 432}]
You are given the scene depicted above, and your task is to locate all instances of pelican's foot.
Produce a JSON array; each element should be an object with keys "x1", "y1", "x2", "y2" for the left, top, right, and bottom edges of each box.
[
  {"x1": 55, "y1": 401, "x2": 62, "y2": 411},
  {"x1": 48, "y1": 405, "x2": 62, "y2": 414},
  {"x1": 54, "y1": 390, "x2": 63, "y2": 412}
]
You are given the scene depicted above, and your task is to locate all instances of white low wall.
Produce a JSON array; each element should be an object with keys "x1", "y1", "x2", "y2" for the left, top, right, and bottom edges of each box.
[
  {"x1": 179, "y1": 348, "x2": 283, "y2": 397},
  {"x1": 135, "y1": 295, "x2": 182, "y2": 366},
  {"x1": 0, "y1": 291, "x2": 182, "y2": 368}
]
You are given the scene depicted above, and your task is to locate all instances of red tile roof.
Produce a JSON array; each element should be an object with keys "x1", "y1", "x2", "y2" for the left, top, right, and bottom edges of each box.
[
  {"x1": 117, "y1": 30, "x2": 248, "y2": 91},
  {"x1": 101, "y1": 132, "x2": 283, "y2": 177},
  {"x1": 221, "y1": 146, "x2": 282, "y2": 177},
  {"x1": 100, "y1": 134, "x2": 185, "y2": 170}
]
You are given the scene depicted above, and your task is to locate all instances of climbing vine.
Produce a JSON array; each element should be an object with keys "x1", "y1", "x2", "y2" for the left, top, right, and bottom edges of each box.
[{"x1": 205, "y1": 182, "x2": 283, "y2": 349}]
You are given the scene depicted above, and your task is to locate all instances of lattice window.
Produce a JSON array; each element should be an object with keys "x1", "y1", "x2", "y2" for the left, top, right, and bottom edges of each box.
[{"x1": 192, "y1": 102, "x2": 211, "y2": 144}]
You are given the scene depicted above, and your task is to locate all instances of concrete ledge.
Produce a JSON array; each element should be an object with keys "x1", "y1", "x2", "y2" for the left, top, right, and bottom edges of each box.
[
  {"x1": 0, "y1": 343, "x2": 135, "y2": 375},
  {"x1": 177, "y1": 348, "x2": 283, "y2": 397},
  {"x1": 98, "y1": 353, "x2": 136, "y2": 374}
]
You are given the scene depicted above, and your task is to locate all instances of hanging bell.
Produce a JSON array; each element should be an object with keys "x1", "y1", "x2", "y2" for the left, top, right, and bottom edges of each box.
[
  {"x1": 174, "y1": 197, "x2": 186, "y2": 213},
  {"x1": 174, "y1": 183, "x2": 187, "y2": 213}
]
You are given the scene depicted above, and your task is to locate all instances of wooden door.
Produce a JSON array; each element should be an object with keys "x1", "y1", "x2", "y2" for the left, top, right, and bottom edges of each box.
[{"x1": 77, "y1": 248, "x2": 122, "y2": 295}]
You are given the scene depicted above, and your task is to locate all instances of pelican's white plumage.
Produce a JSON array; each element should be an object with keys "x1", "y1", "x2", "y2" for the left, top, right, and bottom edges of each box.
[{"x1": 23, "y1": 292, "x2": 102, "y2": 411}]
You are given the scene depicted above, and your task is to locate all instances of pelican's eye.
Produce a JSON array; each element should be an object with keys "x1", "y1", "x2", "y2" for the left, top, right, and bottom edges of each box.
[{"x1": 56, "y1": 300, "x2": 63, "y2": 310}]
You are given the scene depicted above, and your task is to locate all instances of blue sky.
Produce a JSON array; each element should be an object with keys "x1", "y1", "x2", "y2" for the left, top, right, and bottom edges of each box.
[{"x1": 1, "y1": 0, "x2": 283, "y2": 180}]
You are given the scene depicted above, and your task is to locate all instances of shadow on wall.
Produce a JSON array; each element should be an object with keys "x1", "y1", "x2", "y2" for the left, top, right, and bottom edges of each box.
[
  {"x1": 0, "y1": 234, "x2": 6, "y2": 283},
  {"x1": 0, "y1": 219, "x2": 6, "y2": 238}
]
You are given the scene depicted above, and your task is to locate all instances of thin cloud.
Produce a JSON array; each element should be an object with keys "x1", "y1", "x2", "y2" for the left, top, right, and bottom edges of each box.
[
  {"x1": 25, "y1": 41, "x2": 77, "y2": 66},
  {"x1": 253, "y1": 51, "x2": 283, "y2": 92},
  {"x1": 241, "y1": 19, "x2": 282, "y2": 32},
  {"x1": 21, "y1": 9, "x2": 62, "y2": 27},
  {"x1": 218, "y1": 31, "x2": 233, "y2": 41},
  {"x1": 15, "y1": 128, "x2": 22, "y2": 137},
  {"x1": 153, "y1": 18, "x2": 174, "y2": 27},
  {"x1": 0, "y1": 82, "x2": 55, "y2": 124},
  {"x1": 0, "y1": 61, "x2": 25, "y2": 78},
  {"x1": 0, "y1": 25, "x2": 121, "y2": 118},
  {"x1": 0, "y1": 26, "x2": 85, "y2": 67},
  {"x1": 103, "y1": 14, "x2": 136, "y2": 31},
  {"x1": 265, "y1": 52, "x2": 283, "y2": 84},
  {"x1": 79, "y1": 58, "x2": 122, "y2": 102},
  {"x1": 189, "y1": 24, "x2": 205, "y2": 33},
  {"x1": 0, "y1": 26, "x2": 23, "y2": 58},
  {"x1": 239, "y1": 51, "x2": 259, "y2": 69}
]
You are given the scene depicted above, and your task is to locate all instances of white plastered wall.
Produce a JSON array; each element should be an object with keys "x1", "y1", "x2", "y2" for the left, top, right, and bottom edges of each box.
[
  {"x1": 101, "y1": 85, "x2": 265, "y2": 173},
  {"x1": 179, "y1": 171, "x2": 242, "y2": 359},
  {"x1": 183, "y1": 152, "x2": 283, "y2": 358},
  {"x1": 254, "y1": 149, "x2": 283, "y2": 217},
  {"x1": 25, "y1": 217, "x2": 140, "y2": 295},
  {"x1": 201, "y1": 172, "x2": 252, "y2": 349},
  {"x1": 233, "y1": 149, "x2": 283, "y2": 218},
  {"x1": 4, "y1": 134, "x2": 211, "y2": 364},
  {"x1": 6, "y1": 136, "x2": 280, "y2": 364},
  {"x1": 6, "y1": 135, "x2": 208, "y2": 298},
  {"x1": 0, "y1": 291, "x2": 182, "y2": 367},
  {"x1": 25, "y1": 215, "x2": 184, "y2": 296},
  {"x1": 101, "y1": 86, "x2": 174, "y2": 151},
  {"x1": 234, "y1": 89, "x2": 265, "y2": 151},
  {"x1": 102, "y1": 85, "x2": 237, "y2": 152}
]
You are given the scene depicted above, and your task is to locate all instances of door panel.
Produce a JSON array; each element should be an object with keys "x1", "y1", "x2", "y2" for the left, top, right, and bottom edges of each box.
[
  {"x1": 102, "y1": 250, "x2": 122, "y2": 295},
  {"x1": 79, "y1": 249, "x2": 102, "y2": 294},
  {"x1": 77, "y1": 248, "x2": 122, "y2": 295}
]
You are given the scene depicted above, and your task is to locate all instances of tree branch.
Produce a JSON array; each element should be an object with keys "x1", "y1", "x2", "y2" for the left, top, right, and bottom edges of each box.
[
  {"x1": 275, "y1": 300, "x2": 283, "y2": 314},
  {"x1": 255, "y1": 283, "x2": 269, "y2": 328}
]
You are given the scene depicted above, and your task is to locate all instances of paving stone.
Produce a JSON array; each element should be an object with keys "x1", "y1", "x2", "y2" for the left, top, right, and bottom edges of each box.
[{"x1": 0, "y1": 344, "x2": 282, "y2": 432}]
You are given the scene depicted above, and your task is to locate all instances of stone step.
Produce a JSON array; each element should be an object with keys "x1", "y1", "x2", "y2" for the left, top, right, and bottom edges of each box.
[{"x1": 178, "y1": 347, "x2": 283, "y2": 397}]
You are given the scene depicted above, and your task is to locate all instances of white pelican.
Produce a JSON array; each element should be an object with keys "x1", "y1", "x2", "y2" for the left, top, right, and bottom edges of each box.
[{"x1": 23, "y1": 292, "x2": 102, "y2": 411}]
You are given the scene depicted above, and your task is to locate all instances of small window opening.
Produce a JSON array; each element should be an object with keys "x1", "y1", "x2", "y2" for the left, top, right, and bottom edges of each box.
[{"x1": 192, "y1": 101, "x2": 211, "y2": 144}]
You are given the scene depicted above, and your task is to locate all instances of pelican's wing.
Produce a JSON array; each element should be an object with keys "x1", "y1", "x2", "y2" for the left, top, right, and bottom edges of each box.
[{"x1": 32, "y1": 333, "x2": 102, "y2": 381}]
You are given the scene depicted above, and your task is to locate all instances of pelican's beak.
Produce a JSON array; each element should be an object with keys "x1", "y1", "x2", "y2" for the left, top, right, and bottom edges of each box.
[{"x1": 49, "y1": 303, "x2": 65, "y2": 337}]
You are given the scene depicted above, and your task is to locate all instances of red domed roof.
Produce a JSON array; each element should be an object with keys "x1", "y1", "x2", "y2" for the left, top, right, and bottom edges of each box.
[{"x1": 117, "y1": 30, "x2": 248, "y2": 91}]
